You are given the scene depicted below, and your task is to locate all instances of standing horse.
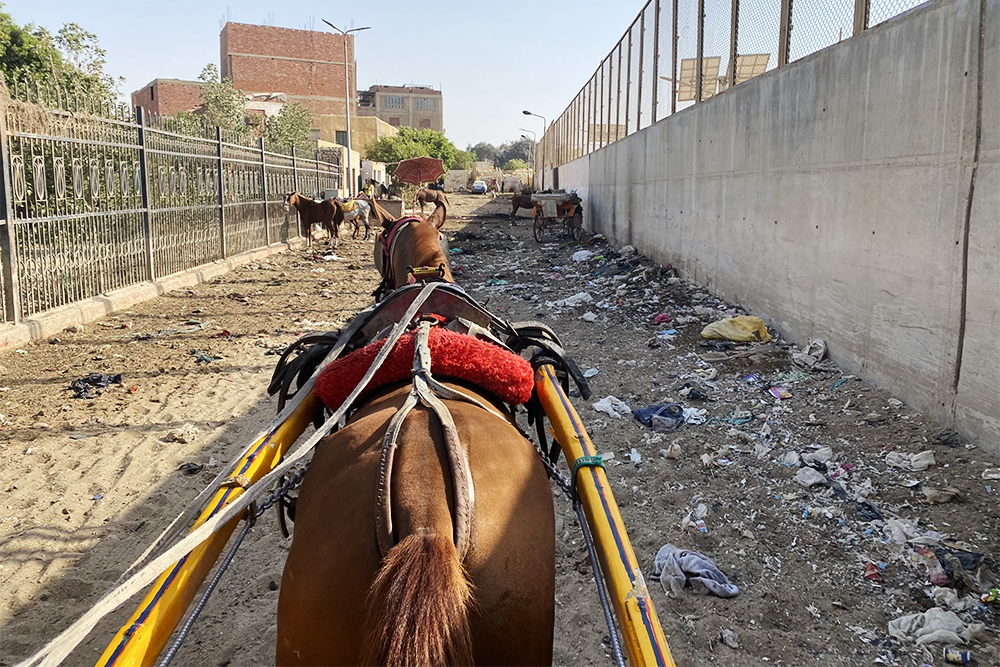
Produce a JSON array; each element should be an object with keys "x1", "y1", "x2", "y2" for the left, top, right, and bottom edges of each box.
[
  {"x1": 275, "y1": 199, "x2": 555, "y2": 666},
  {"x1": 510, "y1": 191, "x2": 534, "y2": 224},
  {"x1": 413, "y1": 187, "x2": 450, "y2": 214},
  {"x1": 331, "y1": 198, "x2": 385, "y2": 241},
  {"x1": 284, "y1": 191, "x2": 339, "y2": 247}
]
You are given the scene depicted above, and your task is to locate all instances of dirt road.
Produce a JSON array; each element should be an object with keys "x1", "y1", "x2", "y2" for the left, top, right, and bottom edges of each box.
[{"x1": 1, "y1": 194, "x2": 996, "y2": 666}]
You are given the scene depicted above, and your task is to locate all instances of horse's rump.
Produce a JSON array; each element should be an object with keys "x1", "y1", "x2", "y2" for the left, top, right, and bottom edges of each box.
[{"x1": 276, "y1": 383, "x2": 555, "y2": 666}]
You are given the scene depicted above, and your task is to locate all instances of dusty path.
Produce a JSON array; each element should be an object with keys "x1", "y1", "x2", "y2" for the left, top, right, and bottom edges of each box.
[{"x1": 0, "y1": 194, "x2": 996, "y2": 667}]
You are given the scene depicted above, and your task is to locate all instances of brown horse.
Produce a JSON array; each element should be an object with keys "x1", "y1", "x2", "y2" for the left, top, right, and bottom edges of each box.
[
  {"x1": 275, "y1": 200, "x2": 555, "y2": 666},
  {"x1": 510, "y1": 191, "x2": 534, "y2": 224},
  {"x1": 284, "y1": 191, "x2": 339, "y2": 247},
  {"x1": 413, "y1": 187, "x2": 450, "y2": 214}
]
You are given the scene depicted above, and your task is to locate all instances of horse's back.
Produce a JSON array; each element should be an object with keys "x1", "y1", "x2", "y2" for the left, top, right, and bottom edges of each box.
[{"x1": 276, "y1": 383, "x2": 554, "y2": 666}]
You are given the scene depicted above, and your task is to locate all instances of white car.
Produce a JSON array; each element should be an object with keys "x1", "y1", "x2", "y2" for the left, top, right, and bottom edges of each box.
[{"x1": 471, "y1": 180, "x2": 488, "y2": 194}]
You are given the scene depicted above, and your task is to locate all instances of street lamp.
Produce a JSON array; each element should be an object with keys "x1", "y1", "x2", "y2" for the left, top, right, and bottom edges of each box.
[
  {"x1": 523, "y1": 109, "x2": 548, "y2": 188},
  {"x1": 518, "y1": 128, "x2": 536, "y2": 175},
  {"x1": 322, "y1": 20, "x2": 370, "y2": 196}
]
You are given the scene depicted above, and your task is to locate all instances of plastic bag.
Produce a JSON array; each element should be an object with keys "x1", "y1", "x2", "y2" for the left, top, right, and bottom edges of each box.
[{"x1": 700, "y1": 316, "x2": 772, "y2": 343}]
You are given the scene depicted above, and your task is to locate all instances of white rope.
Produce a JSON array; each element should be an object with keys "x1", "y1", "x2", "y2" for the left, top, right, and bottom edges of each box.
[
  {"x1": 117, "y1": 290, "x2": 381, "y2": 584},
  {"x1": 16, "y1": 283, "x2": 443, "y2": 667}
]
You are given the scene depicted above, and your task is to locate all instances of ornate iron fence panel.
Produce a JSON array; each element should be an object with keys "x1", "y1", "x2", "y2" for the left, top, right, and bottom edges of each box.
[
  {"x1": 220, "y1": 133, "x2": 267, "y2": 257},
  {"x1": 145, "y1": 121, "x2": 222, "y2": 278},
  {"x1": 2, "y1": 93, "x2": 146, "y2": 318},
  {"x1": 0, "y1": 82, "x2": 341, "y2": 324},
  {"x1": 264, "y1": 150, "x2": 298, "y2": 243}
]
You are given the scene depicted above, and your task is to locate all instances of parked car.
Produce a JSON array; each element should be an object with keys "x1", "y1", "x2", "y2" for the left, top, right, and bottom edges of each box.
[{"x1": 471, "y1": 180, "x2": 487, "y2": 194}]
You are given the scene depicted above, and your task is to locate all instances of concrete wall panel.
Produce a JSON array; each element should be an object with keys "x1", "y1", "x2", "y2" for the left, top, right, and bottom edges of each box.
[{"x1": 558, "y1": 0, "x2": 998, "y2": 453}]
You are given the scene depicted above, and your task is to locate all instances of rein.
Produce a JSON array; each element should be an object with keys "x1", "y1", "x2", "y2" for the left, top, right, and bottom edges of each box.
[{"x1": 14, "y1": 284, "x2": 447, "y2": 667}]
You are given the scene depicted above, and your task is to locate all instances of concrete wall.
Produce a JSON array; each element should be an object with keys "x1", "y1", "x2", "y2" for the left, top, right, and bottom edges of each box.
[{"x1": 558, "y1": 0, "x2": 999, "y2": 453}]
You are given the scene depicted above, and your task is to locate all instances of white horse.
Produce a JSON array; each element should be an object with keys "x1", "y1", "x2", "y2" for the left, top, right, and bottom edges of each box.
[{"x1": 333, "y1": 197, "x2": 379, "y2": 240}]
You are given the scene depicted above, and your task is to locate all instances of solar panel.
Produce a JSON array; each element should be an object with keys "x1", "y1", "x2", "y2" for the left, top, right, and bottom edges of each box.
[
  {"x1": 718, "y1": 54, "x2": 771, "y2": 91},
  {"x1": 676, "y1": 57, "x2": 722, "y2": 102}
]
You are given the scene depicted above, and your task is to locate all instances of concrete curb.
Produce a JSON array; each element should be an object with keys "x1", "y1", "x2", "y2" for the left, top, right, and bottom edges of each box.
[{"x1": 0, "y1": 238, "x2": 308, "y2": 351}]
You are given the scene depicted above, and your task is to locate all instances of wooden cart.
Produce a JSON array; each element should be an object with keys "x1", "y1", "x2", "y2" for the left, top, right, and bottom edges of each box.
[{"x1": 531, "y1": 191, "x2": 583, "y2": 242}]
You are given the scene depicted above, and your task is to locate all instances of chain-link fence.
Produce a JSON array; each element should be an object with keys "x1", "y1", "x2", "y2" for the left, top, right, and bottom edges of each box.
[
  {"x1": 0, "y1": 81, "x2": 341, "y2": 323},
  {"x1": 536, "y1": 0, "x2": 931, "y2": 181}
]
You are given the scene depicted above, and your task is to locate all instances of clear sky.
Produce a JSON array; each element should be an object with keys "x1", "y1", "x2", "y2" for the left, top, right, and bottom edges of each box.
[{"x1": 4, "y1": 0, "x2": 645, "y2": 149}]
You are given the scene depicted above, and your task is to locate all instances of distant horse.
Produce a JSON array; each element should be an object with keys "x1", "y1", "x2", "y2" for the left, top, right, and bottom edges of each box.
[
  {"x1": 413, "y1": 187, "x2": 450, "y2": 214},
  {"x1": 275, "y1": 198, "x2": 555, "y2": 665},
  {"x1": 284, "y1": 191, "x2": 338, "y2": 246},
  {"x1": 510, "y1": 190, "x2": 534, "y2": 224},
  {"x1": 331, "y1": 197, "x2": 391, "y2": 241}
]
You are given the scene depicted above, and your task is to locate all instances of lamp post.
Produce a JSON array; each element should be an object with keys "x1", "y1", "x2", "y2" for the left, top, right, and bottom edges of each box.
[
  {"x1": 322, "y1": 20, "x2": 370, "y2": 196},
  {"x1": 522, "y1": 109, "x2": 548, "y2": 188},
  {"x1": 518, "y1": 128, "x2": 536, "y2": 187}
]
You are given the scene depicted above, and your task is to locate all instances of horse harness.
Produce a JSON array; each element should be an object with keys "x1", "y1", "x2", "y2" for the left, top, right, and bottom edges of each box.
[
  {"x1": 373, "y1": 216, "x2": 450, "y2": 302},
  {"x1": 268, "y1": 284, "x2": 594, "y2": 560}
]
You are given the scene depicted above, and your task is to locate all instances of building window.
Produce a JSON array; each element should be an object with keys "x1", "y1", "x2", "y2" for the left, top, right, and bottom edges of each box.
[
  {"x1": 414, "y1": 97, "x2": 436, "y2": 110},
  {"x1": 388, "y1": 117, "x2": 400, "y2": 127},
  {"x1": 150, "y1": 86, "x2": 155, "y2": 100},
  {"x1": 382, "y1": 96, "x2": 405, "y2": 109},
  {"x1": 419, "y1": 118, "x2": 431, "y2": 128},
  {"x1": 335, "y1": 130, "x2": 348, "y2": 147}
]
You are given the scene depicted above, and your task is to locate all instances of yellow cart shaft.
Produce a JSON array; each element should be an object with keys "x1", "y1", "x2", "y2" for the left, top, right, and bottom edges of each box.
[
  {"x1": 535, "y1": 365, "x2": 675, "y2": 667},
  {"x1": 97, "y1": 394, "x2": 318, "y2": 667}
]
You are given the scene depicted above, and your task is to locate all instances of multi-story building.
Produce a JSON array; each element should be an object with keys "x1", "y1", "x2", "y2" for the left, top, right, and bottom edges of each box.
[
  {"x1": 130, "y1": 78, "x2": 205, "y2": 118},
  {"x1": 358, "y1": 85, "x2": 443, "y2": 131},
  {"x1": 220, "y1": 22, "x2": 356, "y2": 121}
]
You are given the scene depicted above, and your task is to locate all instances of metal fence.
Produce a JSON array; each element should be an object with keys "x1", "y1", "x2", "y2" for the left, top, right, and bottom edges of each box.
[
  {"x1": 0, "y1": 82, "x2": 341, "y2": 323},
  {"x1": 536, "y1": 0, "x2": 928, "y2": 176}
]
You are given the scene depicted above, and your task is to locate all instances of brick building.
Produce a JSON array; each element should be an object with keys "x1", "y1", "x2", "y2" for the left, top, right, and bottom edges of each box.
[
  {"x1": 358, "y1": 85, "x2": 443, "y2": 131},
  {"x1": 130, "y1": 79, "x2": 205, "y2": 117},
  {"x1": 220, "y1": 22, "x2": 356, "y2": 121}
]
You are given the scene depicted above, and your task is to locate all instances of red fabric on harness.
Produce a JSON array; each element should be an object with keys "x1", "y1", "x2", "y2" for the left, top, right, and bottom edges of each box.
[{"x1": 315, "y1": 326, "x2": 534, "y2": 410}]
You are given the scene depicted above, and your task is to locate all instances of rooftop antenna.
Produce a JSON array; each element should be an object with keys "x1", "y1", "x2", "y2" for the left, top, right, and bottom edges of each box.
[{"x1": 305, "y1": 16, "x2": 315, "y2": 30}]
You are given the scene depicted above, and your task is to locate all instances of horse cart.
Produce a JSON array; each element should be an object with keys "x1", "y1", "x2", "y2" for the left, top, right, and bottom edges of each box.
[
  {"x1": 21, "y1": 282, "x2": 674, "y2": 667},
  {"x1": 531, "y1": 190, "x2": 584, "y2": 242}
]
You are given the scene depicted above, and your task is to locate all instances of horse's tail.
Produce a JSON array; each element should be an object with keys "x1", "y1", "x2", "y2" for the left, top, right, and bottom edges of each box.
[{"x1": 362, "y1": 532, "x2": 474, "y2": 667}]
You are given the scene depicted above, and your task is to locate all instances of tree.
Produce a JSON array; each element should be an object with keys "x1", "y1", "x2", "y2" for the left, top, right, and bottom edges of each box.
[
  {"x1": 467, "y1": 141, "x2": 499, "y2": 165},
  {"x1": 498, "y1": 137, "x2": 533, "y2": 167},
  {"x1": 0, "y1": 10, "x2": 120, "y2": 102},
  {"x1": 502, "y1": 159, "x2": 530, "y2": 171},
  {"x1": 196, "y1": 64, "x2": 253, "y2": 137},
  {"x1": 265, "y1": 102, "x2": 314, "y2": 152},
  {"x1": 452, "y1": 150, "x2": 475, "y2": 170},
  {"x1": 365, "y1": 127, "x2": 460, "y2": 170}
]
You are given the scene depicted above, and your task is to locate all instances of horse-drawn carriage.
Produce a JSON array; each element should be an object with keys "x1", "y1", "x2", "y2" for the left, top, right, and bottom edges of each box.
[
  {"x1": 19, "y1": 201, "x2": 673, "y2": 667},
  {"x1": 531, "y1": 190, "x2": 584, "y2": 242}
]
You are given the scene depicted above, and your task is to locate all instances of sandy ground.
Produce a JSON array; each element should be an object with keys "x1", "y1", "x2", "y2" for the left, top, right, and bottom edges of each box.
[{"x1": 0, "y1": 194, "x2": 997, "y2": 667}]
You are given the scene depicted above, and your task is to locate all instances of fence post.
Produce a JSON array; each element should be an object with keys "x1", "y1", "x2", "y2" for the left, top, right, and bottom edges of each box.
[
  {"x1": 216, "y1": 127, "x2": 227, "y2": 259},
  {"x1": 291, "y1": 146, "x2": 301, "y2": 239},
  {"x1": 778, "y1": 0, "x2": 792, "y2": 67},
  {"x1": 637, "y1": 10, "x2": 644, "y2": 130},
  {"x1": 671, "y1": 0, "x2": 679, "y2": 114},
  {"x1": 652, "y1": 0, "x2": 660, "y2": 122},
  {"x1": 135, "y1": 107, "x2": 155, "y2": 281},
  {"x1": 315, "y1": 152, "x2": 321, "y2": 198},
  {"x1": 854, "y1": 0, "x2": 869, "y2": 34},
  {"x1": 260, "y1": 137, "x2": 270, "y2": 247},
  {"x1": 729, "y1": 0, "x2": 739, "y2": 89},
  {"x1": 696, "y1": 0, "x2": 705, "y2": 102},
  {"x1": 0, "y1": 89, "x2": 20, "y2": 323}
]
